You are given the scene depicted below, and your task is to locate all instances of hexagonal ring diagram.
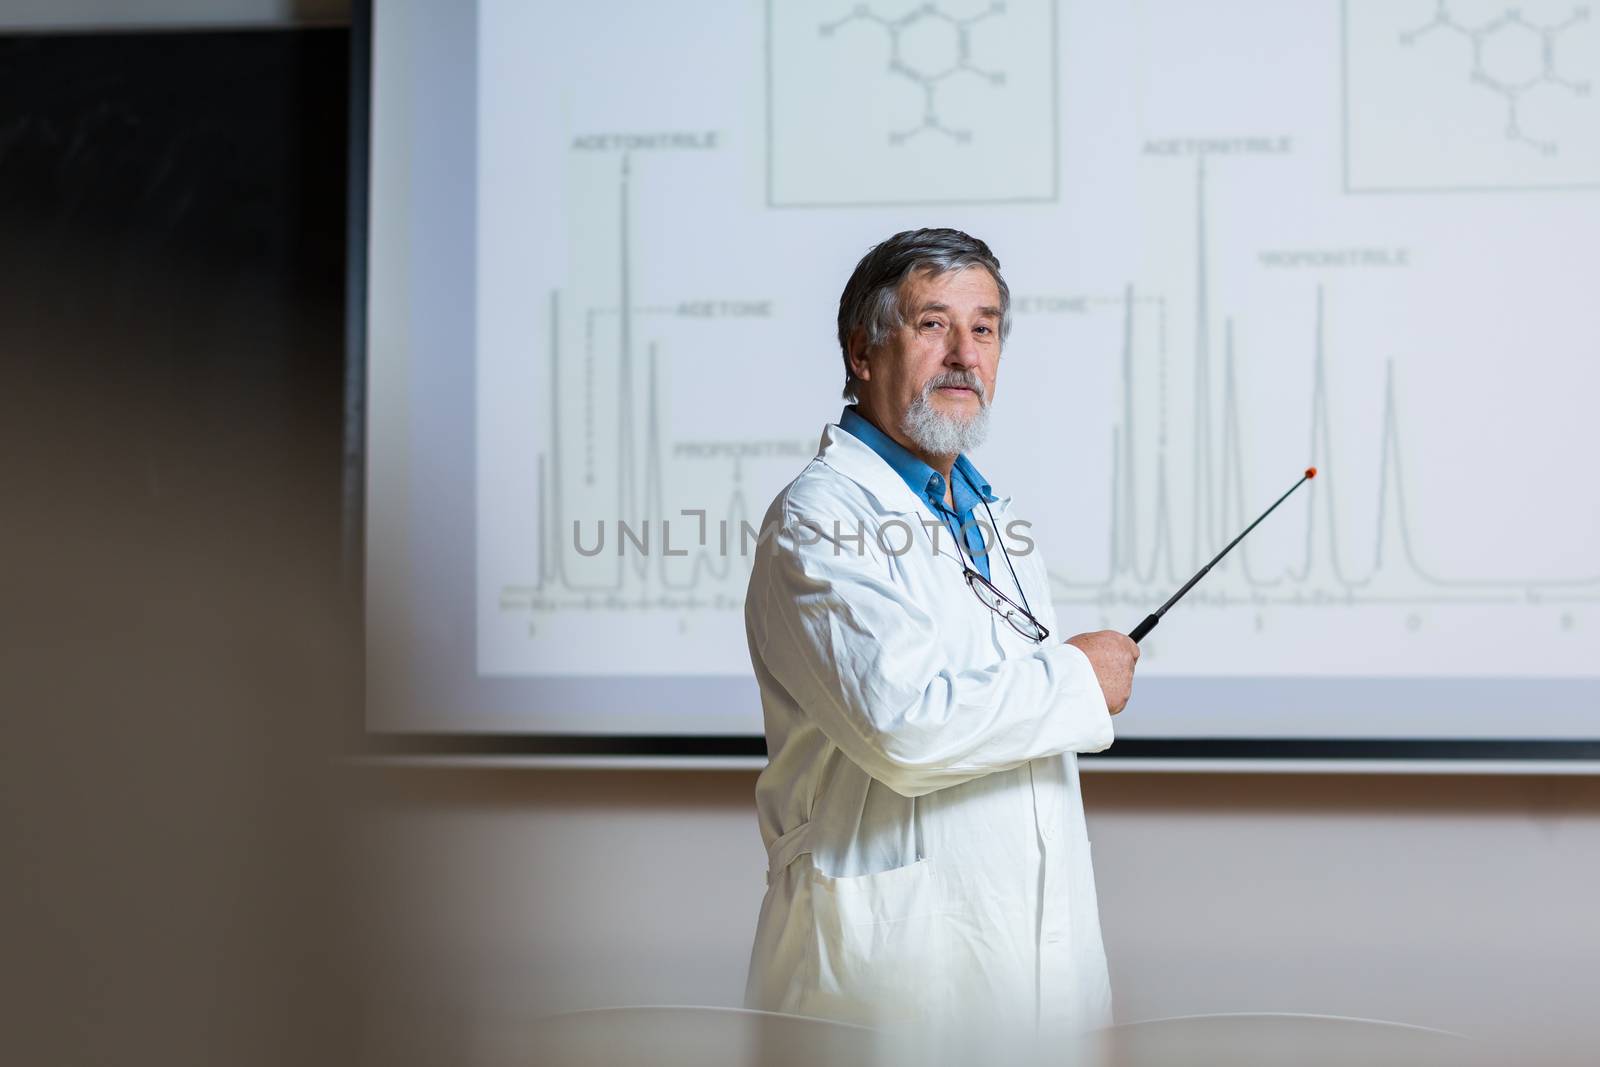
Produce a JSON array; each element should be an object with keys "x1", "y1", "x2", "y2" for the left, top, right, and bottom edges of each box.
[
  {"x1": 1398, "y1": 2, "x2": 1593, "y2": 155},
  {"x1": 767, "y1": 0, "x2": 1059, "y2": 206},
  {"x1": 819, "y1": 2, "x2": 1009, "y2": 145},
  {"x1": 1343, "y1": 0, "x2": 1600, "y2": 191}
]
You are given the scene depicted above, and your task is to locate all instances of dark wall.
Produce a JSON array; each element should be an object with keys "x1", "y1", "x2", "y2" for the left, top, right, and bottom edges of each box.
[
  {"x1": 0, "y1": 30, "x2": 358, "y2": 1066},
  {"x1": 1, "y1": 29, "x2": 348, "y2": 545}
]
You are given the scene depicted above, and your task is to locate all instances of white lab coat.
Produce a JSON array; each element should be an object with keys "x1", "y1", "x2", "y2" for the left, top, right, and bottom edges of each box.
[{"x1": 744, "y1": 421, "x2": 1117, "y2": 1034}]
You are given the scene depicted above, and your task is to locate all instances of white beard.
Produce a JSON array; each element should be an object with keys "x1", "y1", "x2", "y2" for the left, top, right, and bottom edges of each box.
[{"x1": 900, "y1": 373, "x2": 991, "y2": 457}]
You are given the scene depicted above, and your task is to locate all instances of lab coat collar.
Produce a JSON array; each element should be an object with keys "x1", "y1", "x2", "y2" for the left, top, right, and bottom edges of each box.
[{"x1": 818, "y1": 422, "x2": 1016, "y2": 519}]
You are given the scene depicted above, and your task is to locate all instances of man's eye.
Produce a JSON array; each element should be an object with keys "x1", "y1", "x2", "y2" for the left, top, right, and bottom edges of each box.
[{"x1": 922, "y1": 320, "x2": 944, "y2": 329}]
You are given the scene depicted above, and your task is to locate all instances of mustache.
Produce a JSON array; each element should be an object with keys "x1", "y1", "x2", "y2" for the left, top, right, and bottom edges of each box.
[{"x1": 922, "y1": 370, "x2": 987, "y2": 403}]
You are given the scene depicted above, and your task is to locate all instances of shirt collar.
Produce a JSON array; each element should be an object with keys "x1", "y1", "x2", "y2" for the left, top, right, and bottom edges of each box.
[
  {"x1": 838, "y1": 406, "x2": 997, "y2": 510},
  {"x1": 951, "y1": 454, "x2": 996, "y2": 505}
]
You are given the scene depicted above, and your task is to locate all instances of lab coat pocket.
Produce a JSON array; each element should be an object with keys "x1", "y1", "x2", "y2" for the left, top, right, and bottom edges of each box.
[{"x1": 802, "y1": 857, "x2": 953, "y2": 1025}]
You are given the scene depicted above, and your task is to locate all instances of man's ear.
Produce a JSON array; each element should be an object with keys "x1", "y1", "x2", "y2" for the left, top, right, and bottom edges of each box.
[{"x1": 846, "y1": 330, "x2": 872, "y2": 383}]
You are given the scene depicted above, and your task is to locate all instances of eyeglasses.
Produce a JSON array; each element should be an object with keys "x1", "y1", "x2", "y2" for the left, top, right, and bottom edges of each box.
[
  {"x1": 963, "y1": 566, "x2": 1050, "y2": 643},
  {"x1": 944, "y1": 464, "x2": 1051, "y2": 644}
]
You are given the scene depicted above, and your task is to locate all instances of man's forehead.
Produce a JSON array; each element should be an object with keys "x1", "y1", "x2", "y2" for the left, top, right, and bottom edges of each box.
[{"x1": 899, "y1": 265, "x2": 1001, "y2": 307}]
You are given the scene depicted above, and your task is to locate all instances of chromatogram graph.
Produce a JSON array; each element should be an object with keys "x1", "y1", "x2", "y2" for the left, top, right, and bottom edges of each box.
[
  {"x1": 1051, "y1": 156, "x2": 1600, "y2": 609},
  {"x1": 497, "y1": 154, "x2": 792, "y2": 618},
  {"x1": 494, "y1": 152, "x2": 1600, "y2": 645}
]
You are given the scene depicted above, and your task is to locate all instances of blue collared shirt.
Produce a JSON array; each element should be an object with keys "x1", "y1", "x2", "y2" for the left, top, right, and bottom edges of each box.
[{"x1": 838, "y1": 406, "x2": 997, "y2": 580}]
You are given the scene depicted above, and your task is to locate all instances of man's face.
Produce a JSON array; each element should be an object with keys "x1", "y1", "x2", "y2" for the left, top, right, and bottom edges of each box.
[{"x1": 849, "y1": 266, "x2": 1002, "y2": 456}]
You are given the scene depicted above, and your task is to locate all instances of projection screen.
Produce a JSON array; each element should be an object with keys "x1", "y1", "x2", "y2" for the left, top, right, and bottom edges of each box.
[{"x1": 362, "y1": 0, "x2": 1600, "y2": 763}]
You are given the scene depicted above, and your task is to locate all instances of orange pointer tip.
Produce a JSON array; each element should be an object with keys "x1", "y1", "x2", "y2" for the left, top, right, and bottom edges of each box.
[{"x1": 1305, "y1": 466, "x2": 1318, "y2": 479}]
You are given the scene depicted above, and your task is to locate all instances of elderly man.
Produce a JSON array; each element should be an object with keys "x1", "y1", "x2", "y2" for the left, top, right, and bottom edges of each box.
[{"x1": 743, "y1": 228, "x2": 1139, "y2": 1034}]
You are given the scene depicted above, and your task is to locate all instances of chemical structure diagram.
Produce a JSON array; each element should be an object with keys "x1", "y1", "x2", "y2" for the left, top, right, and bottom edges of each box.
[
  {"x1": 819, "y1": 2, "x2": 1008, "y2": 145},
  {"x1": 1398, "y1": 2, "x2": 1593, "y2": 155}
]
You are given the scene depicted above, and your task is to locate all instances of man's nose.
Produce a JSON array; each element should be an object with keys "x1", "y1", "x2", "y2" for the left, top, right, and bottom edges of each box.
[{"x1": 945, "y1": 327, "x2": 982, "y2": 369}]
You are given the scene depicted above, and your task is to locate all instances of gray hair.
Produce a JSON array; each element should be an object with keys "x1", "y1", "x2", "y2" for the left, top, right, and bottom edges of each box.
[{"x1": 835, "y1": 228, "x2": 1013, "y2": 402}]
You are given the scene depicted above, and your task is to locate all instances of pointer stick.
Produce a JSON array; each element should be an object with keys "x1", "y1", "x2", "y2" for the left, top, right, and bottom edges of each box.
[{"x1": 1128, "y1": 467, "x2": 1318, "y2": 644}]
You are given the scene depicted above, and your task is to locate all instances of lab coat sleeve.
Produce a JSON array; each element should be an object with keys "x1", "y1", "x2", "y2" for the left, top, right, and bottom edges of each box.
[{"x1": 757, "y1": 502, "x2": 1114, "y2": 797}]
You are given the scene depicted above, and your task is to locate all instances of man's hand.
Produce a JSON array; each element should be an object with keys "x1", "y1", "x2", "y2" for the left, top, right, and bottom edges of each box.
[{"x1": 1065, "y1": 631, "x2": 1140, "y2": 715}]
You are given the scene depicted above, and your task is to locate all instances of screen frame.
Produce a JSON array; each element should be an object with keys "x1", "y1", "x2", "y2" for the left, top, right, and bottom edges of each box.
[{"x1": 345, "y1": 1, "x2": 1599, "y2": 770}]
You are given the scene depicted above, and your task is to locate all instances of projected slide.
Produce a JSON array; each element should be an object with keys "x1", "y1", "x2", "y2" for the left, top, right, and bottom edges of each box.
[
  {"x1": 365, "y1": 0, "x2": 1600, "y2": 736},
  {"x1": 475, "y1": 0, "x2": 1600, "y2": 687}
]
